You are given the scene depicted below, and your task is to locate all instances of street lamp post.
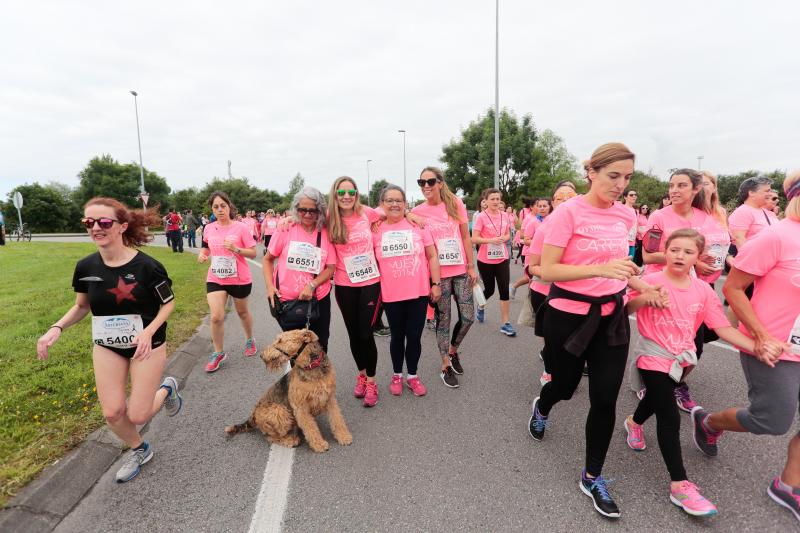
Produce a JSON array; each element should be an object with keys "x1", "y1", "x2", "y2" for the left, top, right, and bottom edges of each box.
[
  {"x1": 130, "y1": 90, "x2": 147, "y2": 209},
  {"x1": 494, "y1": 0, "x2": 500, "y2": 190},
  {"x1": 697, "y1": 155, "x2": 704, "y2": 170},
  {"x1": 366, "y1": 159, "x2": 373, "y2": 206},
  {"x1": 398, "y1": 129, "x2": 407, "y2": 193}
]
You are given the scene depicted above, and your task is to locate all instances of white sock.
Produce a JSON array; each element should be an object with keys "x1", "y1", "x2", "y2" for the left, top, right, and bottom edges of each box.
[
  {"x1": 406, "y1": 374, "x2": 417, "y2": 380},
  {"x1": 394, "y1": 372, "x2": 403, "y2": 378}
]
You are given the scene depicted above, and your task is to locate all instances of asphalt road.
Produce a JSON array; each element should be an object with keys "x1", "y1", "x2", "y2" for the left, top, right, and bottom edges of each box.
[{"x1": 27, "y1": 236, "x2": 797, "y2": 532}]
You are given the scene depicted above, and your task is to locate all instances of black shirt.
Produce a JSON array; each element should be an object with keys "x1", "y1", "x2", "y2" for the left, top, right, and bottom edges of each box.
[{"x1": 72, "y1": 251, "x2": 172, "y2": 342}]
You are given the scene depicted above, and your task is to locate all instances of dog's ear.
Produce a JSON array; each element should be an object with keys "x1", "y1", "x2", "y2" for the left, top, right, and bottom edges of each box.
[
  {"x1": 301, "y1": 329, "x2": 318, "y2": 344},
  {"x1": 262, "y1": 339, "x2": 289, "y2": 371}
]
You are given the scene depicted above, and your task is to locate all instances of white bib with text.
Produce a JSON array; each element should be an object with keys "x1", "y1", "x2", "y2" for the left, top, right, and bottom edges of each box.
[
  {"x1": 487, "y1": 242, "x2": 507, "y2": 260},
  {"x1": 381, "y1": 230, "x2": 414, "y2": 258},
  {"x1": 789, "y1": 314, "x2": 800, "y2": 355},
  {"x1": 286, "y1": 241, "x2": 322, "y2": 274},
  {"x1": 344, "y1": 253, "x2": 380, "y2": 283},
  {"x1": 437, "y1": 238, "x2": 463, "y2": 266},
  {"x1": 92, "y1": 314, "x2": 144, "y2": 350},
  {"x1": 210, "y1": 255, "x2": 238, "y2": 279}
]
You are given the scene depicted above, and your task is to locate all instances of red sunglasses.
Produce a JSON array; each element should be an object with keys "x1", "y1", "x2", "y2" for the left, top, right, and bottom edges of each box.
[{"x1": 81, "y1": 217, "x2": 119, "y2": 229}]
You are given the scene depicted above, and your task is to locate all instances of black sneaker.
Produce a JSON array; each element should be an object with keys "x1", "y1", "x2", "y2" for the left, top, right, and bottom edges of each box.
[
  {"x1": 373, "y1": 327, "x2": 391, "y2": 337},
  {"x1": 440, "y1": 366, "x2": 459, "y2": 388},
  {"x1": 449, "y1": 352, "x2": 464, "y2": 375},
  {"x1": 582, "y1": 362, "x2": 589, "y2": 376},
  {"x1": 528, "y1": 396, "x2": 548, "y2": 441},
  {"x1": 691, "y1": 406, "x2": 721, "y2": 457},
  {"x1": 579, "y1": 471, "x2": 620, "y2": 518}
]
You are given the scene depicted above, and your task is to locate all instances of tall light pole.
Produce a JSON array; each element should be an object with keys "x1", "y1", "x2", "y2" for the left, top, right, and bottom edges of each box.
[
  {"x1": 398, "y1": 129, "x2": 407, "y2": 193},
  {"x1": 697, "y1": 155, "x2": 704, "y2": 170},
  {"x1": 130, "y1": 90, "x2": 147, "y2": 209},
  {"x1": 493, "y1": 0, "x2": 500, "y2": 190},
  {"x1": 366, "y1": 159, "x2": 373, "y2": 206}
]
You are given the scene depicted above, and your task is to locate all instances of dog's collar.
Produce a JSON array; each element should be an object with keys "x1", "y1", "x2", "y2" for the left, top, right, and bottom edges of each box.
[{"x1": 302, "y1": 351, "x2": 324, "y2": 371}]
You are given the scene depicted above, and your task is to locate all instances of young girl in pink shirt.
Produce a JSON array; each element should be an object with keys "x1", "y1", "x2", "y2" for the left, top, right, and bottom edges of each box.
[
  {"x1": 198, "y1": 192, "x2": 259, "y2": 372},
  {"x1": 624, "y1": 229, "x2": 756, "y2": 517},
  {"x1": 373, "y1": 185, "x2": 441, "y2": 397}
]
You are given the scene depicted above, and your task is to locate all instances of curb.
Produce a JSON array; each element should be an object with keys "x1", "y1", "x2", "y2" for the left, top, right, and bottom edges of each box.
[{"x1": 0, "y1": 318, "x2": 211, "y2": 533}]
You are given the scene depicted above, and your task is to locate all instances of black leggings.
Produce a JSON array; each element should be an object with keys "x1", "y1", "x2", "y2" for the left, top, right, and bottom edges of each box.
[
  {"x1": 529, "y1": 289, "x2": 550, "y2": 374},
  {"x1": 690, "y1": 281, "x2": 718, "y2": 363},
  {"x1": 278, "y1": 294, "x2": 331, "y2": 353},
  {"x1": 477, "y1": 259, "x2": 510, "y2": 301},
  {"x1": 383, "y1": 296, "x2": 428, "y2": 375},
  {"x1": 538, "y1": 305, "x2": 629, "y2": 477},
  {"x1": 335, "y1": 283, "x2": 381, "y2": 377},
  {"x1": 632, "y1": 369, "x2": 687, "y2": 481}
]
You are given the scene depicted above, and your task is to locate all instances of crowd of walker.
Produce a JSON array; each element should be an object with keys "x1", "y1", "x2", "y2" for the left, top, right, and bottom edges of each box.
[{"x1": 35, "y1": 143, "x2": 800, "y2": 523}]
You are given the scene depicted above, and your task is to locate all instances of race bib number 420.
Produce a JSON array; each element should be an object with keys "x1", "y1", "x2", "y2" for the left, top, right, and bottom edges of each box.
[
  {"x1": 487, "y1": 242, "x2": 507, "y2": 260},
  {"x1": 286, "y1": 241, "x2": 322, "y2": 274},
  {"x1": 92, "y1": 314, "x2": 144, "y2": 350},
  {"x1": 381, "y1": 230, "x2": 414, "y2": 258}
]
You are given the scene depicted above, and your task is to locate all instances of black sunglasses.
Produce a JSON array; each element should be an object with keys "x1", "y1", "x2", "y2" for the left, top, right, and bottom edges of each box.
[
  {"x1": 81, "y1": 217, "x2": 118, "y2": 229},
  {"x1": 417, "y1": 178, "x2": 439, "y2": 187},
  {"x1": 297, "y1": 207, "x2": 319, "y2": 215}
]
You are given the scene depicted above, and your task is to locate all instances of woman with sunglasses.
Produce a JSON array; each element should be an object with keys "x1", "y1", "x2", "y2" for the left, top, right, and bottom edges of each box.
[
  {"x1": 412, "y1": 167, "x2": 477, "y2": 388},
  {"x1": 373, "y1": 184, "x2": 441, "y2": 396},
  {"x1": 264, "y1": 187, "x2": 336, "y2": 352},
  {"x1": 634, "y1": 204, "x2": 650, "y2": 266},
  {"x1": 198, "y1": 191, "x2": 259, "y2": 372},
  {"x1": 471, "y1": 188, "x2": 515, "y2": 336},
  {"x1": 623, "y1": 190, "x2": 639, "y2": 259},
  {"x1": 37, "y1": 198, "x2": 183, "y2": 483},
  {"x1": 328, "y1": 177, "x2": 385, "y2": 406}
]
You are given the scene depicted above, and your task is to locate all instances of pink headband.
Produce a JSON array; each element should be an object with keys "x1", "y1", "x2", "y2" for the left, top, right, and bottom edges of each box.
[{"x1": 788, "y1": 180, "x2": 800, "y2": 201}]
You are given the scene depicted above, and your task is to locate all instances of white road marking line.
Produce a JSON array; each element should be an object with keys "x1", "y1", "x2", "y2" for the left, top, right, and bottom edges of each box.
[
  {"x1": 244, "y1": 256, "x2": 296, "y2": 532},
  {"x1": 629, "y1": 316, "x2": 738, "y2": 353},
  {"x1": 248, "y1": 445, "x2": 295, "y2": 533}
]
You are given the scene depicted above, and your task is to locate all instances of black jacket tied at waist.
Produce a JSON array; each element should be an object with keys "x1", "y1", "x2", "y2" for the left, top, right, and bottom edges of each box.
[{"x1": 540, "y1": 284, "x2": 630, "y2": 357}]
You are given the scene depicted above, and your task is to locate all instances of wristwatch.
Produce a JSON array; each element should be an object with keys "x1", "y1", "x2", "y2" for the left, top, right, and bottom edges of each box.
[
  {"x1": 308, "y1": 280, "x2": 317, "y2": 289},
  {"x1": 431, "y1": 281, "x2": 440, "y2": 287}
]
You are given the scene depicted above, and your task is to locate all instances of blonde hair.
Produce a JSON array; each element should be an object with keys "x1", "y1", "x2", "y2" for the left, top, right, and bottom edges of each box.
[
  {"x1": 327, "y1": 176, "x2": 362, "y2": 245},
  {"x1": 700, "y1": 170, "x2": 728, "y2": 228},
  {"x1": 583, "y1": 143, "x2": 635, "y2": 187},
  {"x1": 784, "y1": 169, "x2": 800, "y2": 221},
  {"x1": 420, "y1": 166, "x2": 461, "y2": 222}
]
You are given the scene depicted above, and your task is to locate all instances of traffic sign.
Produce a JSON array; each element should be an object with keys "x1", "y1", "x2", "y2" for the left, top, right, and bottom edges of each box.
[{"x1": 12, "y1": 191, "x2": 23, "y2": 209}]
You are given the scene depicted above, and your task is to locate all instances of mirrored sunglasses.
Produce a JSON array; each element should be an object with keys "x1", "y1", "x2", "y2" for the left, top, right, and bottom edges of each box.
[{"x1": 81, "y1": 217, "x2": 118, "y2": 229}]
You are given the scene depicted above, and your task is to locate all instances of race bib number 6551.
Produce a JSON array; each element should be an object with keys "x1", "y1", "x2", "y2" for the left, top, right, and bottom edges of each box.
[{"x1": 286, "y1": 241, "x2": 322, "y2": 274}]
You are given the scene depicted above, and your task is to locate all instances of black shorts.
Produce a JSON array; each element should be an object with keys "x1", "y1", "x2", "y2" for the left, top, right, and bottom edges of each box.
[
  {"x1": 206, "y1": 282, "x2": 252, "y2": 299},
  {"x1": 95, "y1": 336, "x2": 166, "y2": 359}
]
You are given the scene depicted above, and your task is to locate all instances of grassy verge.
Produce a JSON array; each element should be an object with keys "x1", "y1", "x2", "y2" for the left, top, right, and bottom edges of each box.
[{"x1": 0, "y1": 242, "x2": 208, "y2": 507}]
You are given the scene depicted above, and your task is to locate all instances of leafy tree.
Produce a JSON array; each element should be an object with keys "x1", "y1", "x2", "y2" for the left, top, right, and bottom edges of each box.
[
  {"x1": 627, "y1": 170, "x2": 667, "y2": 211},
  {"x1": 198, "y1": 177, "x2": 282, "y2": 215},
  {"x1": 2, "y1": 183, "x2": 77, "y2": 233},
  {"x1": 523, "y1": 129, "x2": 581, "y2": 201},
  {"x1": 287, "y1": 173, "x2": 305, "y2": 198},
  {"x1": 73, "y1": 154, "x2": 171, "y2": 210},
  {"x1": 716, "y1": 170, "x2": 786, "y2": 212},
  {"x1": 368, "y1": 179, "x2": 389, "y2": 207},
  {"x1": 170, "y1": 187, "x2": 205, "y2": 215}
]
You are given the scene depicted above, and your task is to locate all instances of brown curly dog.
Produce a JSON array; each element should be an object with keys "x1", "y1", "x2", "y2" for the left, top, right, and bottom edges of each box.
[{"x1": 225, "y1": 329, "x2": 352, "y2": 452}]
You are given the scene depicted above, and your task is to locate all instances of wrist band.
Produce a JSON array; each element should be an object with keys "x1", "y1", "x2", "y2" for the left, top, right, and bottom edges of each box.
[{"x1": 50, "y1": 325, "x2": 62, "y2": 331}]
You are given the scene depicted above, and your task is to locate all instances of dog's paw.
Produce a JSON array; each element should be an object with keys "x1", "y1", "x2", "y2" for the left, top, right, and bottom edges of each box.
[
  {"x1": 336, "y1": 433, "x2": 353, "y2": 446},
  {"x1": 308, "y1": 439, "x2": 330, "y2": 453}
]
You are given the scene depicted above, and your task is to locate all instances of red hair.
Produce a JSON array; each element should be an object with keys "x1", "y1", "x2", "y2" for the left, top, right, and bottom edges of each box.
[{"x1": 84, "y1": 197, "x2": 161, "y2": 248}]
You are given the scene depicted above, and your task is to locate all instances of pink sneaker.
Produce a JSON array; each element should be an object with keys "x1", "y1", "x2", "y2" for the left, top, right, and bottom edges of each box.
[
  {"x1": 353, "y1": 374, "x2": 368, "y2": 398},
  {"x1": 244, "y1": 338, "x2": 257, "y2": 357},
  {"x1": 389, "y1": 375, "x2": 404, "y2": 396},
  {"x1": 539, "y1": 372, "x2": 551, "y2": 387},
  {"x1": 406, "y1": 376, "x2": 427, "y2": 397},
  {"x1": 363, "y1": 381, "x2": 378, "y2": 407},
  {"x1": 624, "y1": 415, "x2": 647, "y2": 451},
  {"x1": 670, "y1": 480, "x2": 718, "y2": 516}
]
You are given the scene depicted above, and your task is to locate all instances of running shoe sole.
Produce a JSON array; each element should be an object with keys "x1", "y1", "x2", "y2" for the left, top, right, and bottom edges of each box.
[
  {"x1": 162, "y1": 376, "x2": 183, "y2": 417},
  {"x1": 500, "y1": 328, "x2": 517, "y2": 337},
  {"x1": 579, "y1": 481, "x2": 621, "y2": 519},
  {"x1": 116, "y1": 448, "x2": 153, "y2": 483},
  {"x1": 669, "y1": 495, "x2": 718, "y2": 516},
  {"x1": 767, "y1": 482, "x2": 800, "y2": 522}
]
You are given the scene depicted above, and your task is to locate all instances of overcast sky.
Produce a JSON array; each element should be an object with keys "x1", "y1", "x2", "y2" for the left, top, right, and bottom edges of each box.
[{"x1": 2, "y1": 0, "x2": 798, "y2": 202}]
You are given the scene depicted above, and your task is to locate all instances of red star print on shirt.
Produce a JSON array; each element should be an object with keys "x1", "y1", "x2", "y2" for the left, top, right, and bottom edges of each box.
[{"x1": 107, "y1": 277, "x2": 138, "y2": 304}]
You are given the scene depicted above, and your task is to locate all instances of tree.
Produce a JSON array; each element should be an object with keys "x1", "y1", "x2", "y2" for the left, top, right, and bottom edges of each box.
[
  {"x1": 627, "y1": 170, "x2": 667, "y2": 211},
  {"x1": 440, "y1": 108, "x2": 578, "y2": 209},
  {"x1": 198, "y1": 177, "x2": 282, "y2": 215},
  {"x1": 287, "y1": 173, "x2": 305, "y2": 198},
  {"x1": 2, "y1": 183, "x2": 77, "y2": 233},
  {"x1": 73, "y1": 154, "x2": 171, "y2": 210},
  {"x1": 368, "y1": 179, "x2": 388, "y2": 207},
  {"x1": 170, "y1": 187, "x2": 205, "y2": 215}
]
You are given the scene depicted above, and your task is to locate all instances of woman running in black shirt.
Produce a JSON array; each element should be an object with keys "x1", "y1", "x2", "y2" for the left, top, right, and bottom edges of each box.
[{"x1": 36, "y1": 197, "x2": 183, "y2": 483}]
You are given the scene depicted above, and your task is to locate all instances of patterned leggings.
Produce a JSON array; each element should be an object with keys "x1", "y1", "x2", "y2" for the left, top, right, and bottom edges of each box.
[{"x1": 433, "y1": 274, "x2": 475, "y2": 357}]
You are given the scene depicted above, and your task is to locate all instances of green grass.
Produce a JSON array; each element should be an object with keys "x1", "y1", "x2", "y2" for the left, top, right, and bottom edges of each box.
[{"x1": 0, "y1": 242, "x2": 208, "y2": 507}]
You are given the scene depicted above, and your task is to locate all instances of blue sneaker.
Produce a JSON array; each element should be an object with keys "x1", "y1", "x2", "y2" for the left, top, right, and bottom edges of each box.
[
  {"x1": 580, "y1": 471, "x2": 620, "y2": 518},
  {"x1": 476, "y1": 307, "x2": 485, "y2": 323},
  {"x1": 115, "y1": 442, "x2": 153, "y2": 483},
  {"x1": 528, "y1": 396, "x2": 549, "y2": 441},
  {"x1": 500, "y1": 322, "x2": 517, "y2": 337},
  {"x1": 160, "y1": 376, "x2": 183, "y2": 417}
]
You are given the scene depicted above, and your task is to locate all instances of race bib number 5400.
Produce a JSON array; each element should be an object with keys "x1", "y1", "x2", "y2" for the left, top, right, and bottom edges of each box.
[{"x1": 92, "y1": 314, "x2": 144, "y2": 350}]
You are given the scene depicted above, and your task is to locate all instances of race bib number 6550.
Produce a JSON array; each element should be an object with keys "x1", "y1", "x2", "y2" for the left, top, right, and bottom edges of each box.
[{"x1": 381, "y1": 230, "x2": 414, "y2": 258}]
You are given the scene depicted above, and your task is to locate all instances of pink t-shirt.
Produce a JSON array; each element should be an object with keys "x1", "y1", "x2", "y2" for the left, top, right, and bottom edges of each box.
[
  {"x1": 527, "y1": 217, "x2": 551, "y2": 295},
  {"x1": 242, "y1": 217, "x2": 259, "y2": 239},
  {"x1": 767, "y1": 209, "x2": 780, "y2": 224},
  {"x1": 474, "y1": 210, "x2": 510, "y2": 264},
  {"x1": 643, "y1": 206, "x2": 710, "y2": 275},
  {"x1": 697, "y1": 215, "x2": 731, "y2": 284},
  {"x1": 625, "y1": 206, "x2": 637, "y2": 245},
  {"x1": 332, "y1": 206, "x2": 382, "y2": 287},
  {"x1": 261, "y1": 217, "x2": 279, "y2": 236},
  {"x1": 544, "y1": 195, "x2": 635, "y2": 315},
  {"x1": 520, "y1": 216, "x2": 540, "y2": 257},
  {"x1": 636, "y1": 213, "x2": 649, "y2": 241},
  {"x1": 733, "y1": 218, "x2": 800, "y2": 362},
  {"x1": 411, "y1": 197, "x2": 469, "y2": 279},
  {"x1": 632, "y1": 271, "x2": 729, "y2": 374},
  {"x1": 728, "y1": 204, "x2": 773, "y2": 241},
  {"x1": 372, "y1": 219, "x2": 434, "y2": 303},
  {"x1": 268, "y1": 225, "x2": 336, "y2": 301},
  {"x1": 202, "y1": 221, "x2": 258, "y2": 285}
]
